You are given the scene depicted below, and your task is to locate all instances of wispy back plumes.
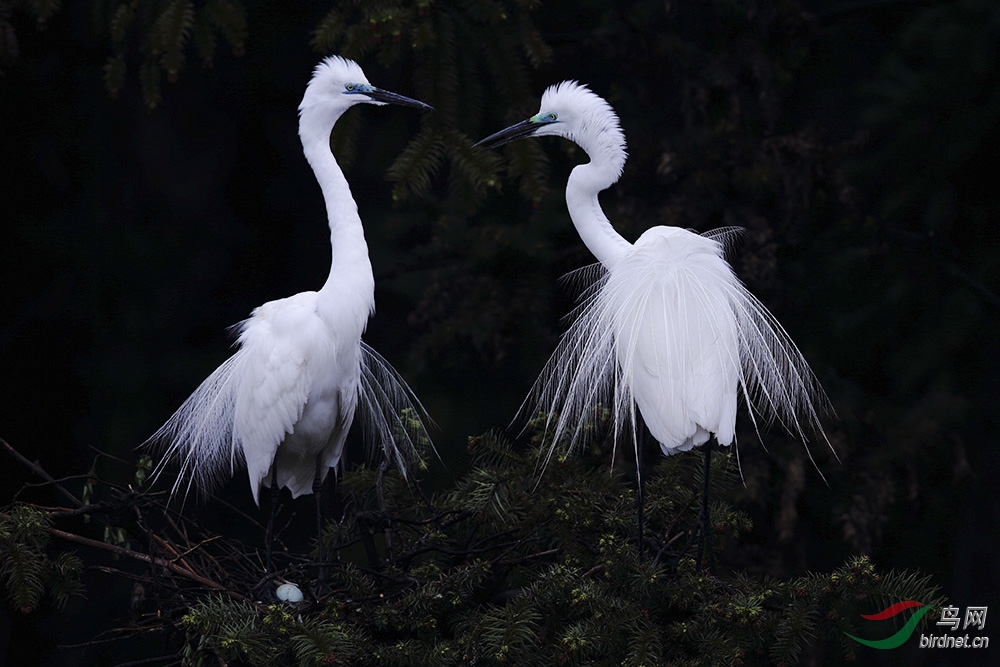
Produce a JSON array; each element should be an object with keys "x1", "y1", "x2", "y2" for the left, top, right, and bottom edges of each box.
[{"x1": 521, "y1": 227, "x2": 834, "y2": 477}]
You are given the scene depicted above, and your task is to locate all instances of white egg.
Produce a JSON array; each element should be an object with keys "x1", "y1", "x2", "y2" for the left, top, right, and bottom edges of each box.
[{"x1": 276, "y1": 582, "x2": 304, "y2": 603}]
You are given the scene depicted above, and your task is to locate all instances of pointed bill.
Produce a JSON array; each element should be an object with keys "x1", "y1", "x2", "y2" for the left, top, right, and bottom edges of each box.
[
  {"x1": 362, "y1": 87, "x2": 433, "y2": 111},
  {"x1": 474, "y1": 118, "x2": 540, "y2": 149}
]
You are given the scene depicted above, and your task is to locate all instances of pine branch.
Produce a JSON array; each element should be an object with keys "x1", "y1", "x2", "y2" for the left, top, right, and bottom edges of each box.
[{"x1": 152, "y1": 0, "x2": 196, "y2": 79}]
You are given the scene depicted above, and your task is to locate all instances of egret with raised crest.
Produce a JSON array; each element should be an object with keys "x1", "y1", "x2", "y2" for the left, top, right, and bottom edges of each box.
[
  {"x1": 476, "y1": 81, "x2": 833, "y2": 560},
  {"x1": 147, "y1": 56, "x2": 434, "y2": 570}
]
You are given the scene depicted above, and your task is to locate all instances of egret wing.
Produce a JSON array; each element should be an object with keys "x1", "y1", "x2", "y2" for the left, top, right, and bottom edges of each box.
[{"x1": 233, "y1": 301, "x2": 315, "y2": 504}]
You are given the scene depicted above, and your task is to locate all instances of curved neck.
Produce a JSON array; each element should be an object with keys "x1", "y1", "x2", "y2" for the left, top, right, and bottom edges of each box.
[
  {"x1": 565, "y1": 162, "x2": 632, "y2": 267},
  {"x1": 299, "y1": 115, "x2": 375, "y2": 317}
]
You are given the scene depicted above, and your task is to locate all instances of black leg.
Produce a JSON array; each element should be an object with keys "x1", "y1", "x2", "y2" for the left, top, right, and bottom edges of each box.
[
  {"x1": 265, "y1": 466, "x2": 279, "y2": 572},
  {"x1": 376, "y1": 458, "x2": 394, "y2": 559},
  {"x1": 376, "y1": 458, "x2": 388, "y2": 510},
  {"x1": 695, "y1": 440, "x2": 714, "y2": 570},
  {"x1": 636, "y1": 436, "x2": 645, "y2": 556},
  {"x1": 313, "y1": 455, "x2": 326, "y2": 583}
]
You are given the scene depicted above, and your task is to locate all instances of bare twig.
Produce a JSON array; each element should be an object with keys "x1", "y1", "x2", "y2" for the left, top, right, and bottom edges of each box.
[
  {"x1": 1, "y1": 436, "x2": 84, "y2": 507},
  {"x1": 22, "y1": 502, "x2": 106, "y2": 519},
  {"x1": 48, "y1": 528, "x2": 267, "y2": 611},
  {"x1": 495, "y1": 547, "x2": 560, "y2": 567}
]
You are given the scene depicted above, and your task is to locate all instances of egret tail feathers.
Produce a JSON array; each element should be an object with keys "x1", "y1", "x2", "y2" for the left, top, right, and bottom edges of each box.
[
  {"x1": 517, "y1": 264, "x2": 632, "y2": 470},
  {"x1": 143, "y1": 354, "x2": 244, "y2": 501},
  {"x1": 358, "y1": 342, "x2": 437, "y2": 477}
]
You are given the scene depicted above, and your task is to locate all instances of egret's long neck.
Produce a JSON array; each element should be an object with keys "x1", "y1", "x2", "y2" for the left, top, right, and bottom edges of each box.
[
  {"x1": 565, "y1": 161, "x2": 632, "y2": 267},
  {"x1": 300, "y1": 113, "x2": 375, "y2": 320}
]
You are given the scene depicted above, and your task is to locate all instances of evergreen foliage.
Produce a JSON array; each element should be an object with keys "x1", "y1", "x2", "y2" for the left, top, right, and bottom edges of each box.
[
  {"x1": 1, "y1": 431, "x2": 943, "y2": 664},
  {"x1": 0, "y1": 505, "x2": 83, "y2": 614},
  {"x1": 99, "y1": 0, "x2": 248, "y2": 107},
  {"x1": 3, "y1": 0, "x2": 996, "y2": 663}
]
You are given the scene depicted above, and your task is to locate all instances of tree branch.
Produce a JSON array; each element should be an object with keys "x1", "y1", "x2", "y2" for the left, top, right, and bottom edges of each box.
[
  {"x1": 1, "y1": 436, "x2": 84, "y2": 508},
  {"x1": 48, "y1": 527, "x2": 267, "y2": 612}
]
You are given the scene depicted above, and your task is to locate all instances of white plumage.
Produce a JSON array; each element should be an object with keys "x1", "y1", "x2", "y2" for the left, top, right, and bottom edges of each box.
[
  {"x1": 477, "y1": 81, "x2": 831, "y2": 470},
  {"x1": 148, "y1": 56, "x2": 433, "y2": 504}
]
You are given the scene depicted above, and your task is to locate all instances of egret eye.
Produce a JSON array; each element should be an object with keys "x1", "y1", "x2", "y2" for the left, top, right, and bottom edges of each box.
[
  {"x1": 547, "y1": 112, "x2": 558, "y2": 121},
  {"x1": 345, "y1": 83, "x2": 355, "y2": 91}
]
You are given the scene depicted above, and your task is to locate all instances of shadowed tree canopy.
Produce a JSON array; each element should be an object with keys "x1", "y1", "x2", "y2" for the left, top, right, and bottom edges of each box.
[{"x1": 2, "y1": 0, "x2": 997, "y2": 664}]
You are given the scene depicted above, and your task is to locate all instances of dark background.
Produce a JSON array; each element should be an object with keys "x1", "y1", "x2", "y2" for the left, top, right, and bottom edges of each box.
[{"x1": 2, "y1": 0, "x2": 997, "y2": 664}]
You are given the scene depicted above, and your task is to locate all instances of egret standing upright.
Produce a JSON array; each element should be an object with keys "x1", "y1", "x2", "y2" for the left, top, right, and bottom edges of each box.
[
  {"x1": 147, "y1": 56, "x2": 434, "y2": 571},
  {"x1": 476, "y1": 81, "x2": 832, "y2": 560}
]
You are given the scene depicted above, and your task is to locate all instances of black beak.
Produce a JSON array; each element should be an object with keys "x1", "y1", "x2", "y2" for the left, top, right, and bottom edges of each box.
[
  {"x1": 365, "y1": 88, "x2": 434, "y2": 111},
  {"x1": 474, "y1": 119, "x2": 539, "y2": 149}
]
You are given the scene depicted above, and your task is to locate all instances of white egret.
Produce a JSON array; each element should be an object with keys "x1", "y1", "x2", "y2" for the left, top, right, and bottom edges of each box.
[
  {"x1": 146, "y1": 56, "x2": 434, "y2": 569},
  {"x1": 477, "y1": 82, "x2": 833, "y2": 558}
]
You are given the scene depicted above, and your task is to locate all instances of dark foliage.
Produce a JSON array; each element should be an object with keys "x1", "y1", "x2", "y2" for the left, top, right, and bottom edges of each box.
[
  {"x1": 3, "y1": 0, "x2": 998, "y2": 664},
  {"x1": 1, "y1": 432, "x2": 944, "y2": 665}
]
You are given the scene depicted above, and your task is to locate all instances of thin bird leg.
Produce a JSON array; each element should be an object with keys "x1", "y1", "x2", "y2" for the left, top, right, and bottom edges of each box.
[
  {"x1": 313, "y1": 454, "x2": 326, "y2": 583},
  {"x1": 376, "y1": 457, "x2": 393, "y2": 559},
  {"x1": 376, "y1": 457, "x2": 388, "y2": 511},
  {"x1": 695, "y1": 441, "x2": 714, "y2": 570},
  {"x1": 636, "y1": 437, "x2": 645, "y2": 557},
  {"x1": 265, "y1": 466, "x2": 279, "y2": 572}
]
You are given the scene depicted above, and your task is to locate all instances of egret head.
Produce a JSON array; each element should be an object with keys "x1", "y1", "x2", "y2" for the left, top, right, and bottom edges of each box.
[
  {"x1": 299, "y1": 56, "x2": 432, "y2": 127},
  {"x1": 476, "y1": 81, "x2": 627, "y2": 179}
]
